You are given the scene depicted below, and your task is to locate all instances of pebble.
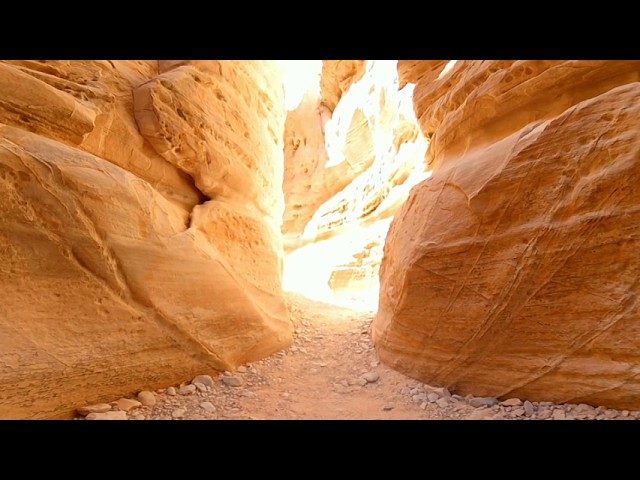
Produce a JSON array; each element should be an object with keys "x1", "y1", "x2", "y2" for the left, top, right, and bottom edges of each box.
[
  {"x1": 77, "y1": 403, "x2": 112, "y2": 416},
  {"x1": 86, "y1": 411, "x2": 128, "y2": 420},
  {"x1": 222, "y1": 376, "x2": 244, "y2": 387},
  {"x1": 179, "y1": 384, "x2": 197, "y2": 395},
  {"x1": 115, "y1": 398, "x2": 142, "y2": 412},
  {"x1": 420, "y1": 402, "x2": 427, "y2": 410},
  {"x1": 355, "y1": 378, "x2": 368, "y2": 387},
  {"x1": 137, "y1": 391, "x2": 156, "y2": 407},
  {"x1": 433, "y1": 387, "x2": 451, "y2": 398},
  {"x1": 382, "y1": 406, "x2": 394, "y2": 411},
  {"x1": 427, "y1": 393, "x2": 440, "y2": 403},
  {"x1": 172, "y1": 408, "x2": 186, "y2": 418},
  {"x1": 363, "y1": 372, "x2": 380, "y2": 383},
  {"x1": 200, "y1": 402, "x2": 216, "y2": 413},
  {"x1": 502, "y1": 398, "x2": 522, "y2": 407},
  {"x1": 166, "y1": 387, "x2": 177, "y2": 396},
  {"x1": 538, "y1": 409, "x2": 552, "y2": 420},
  {"x1": 552, "y1": 409, "x2": 566, "y2": 420},
  {"x1": 575, "y1": 403, "x2": 594, "y2": 413},
  {"x1": 512, "y1": 408, "x2": 525, "y2": 417},
  {"x1": 412, "y1": 394, "x2": 427, "y2": 404},
  {"x1": 193, "y1": 382, "x2": 207, "y2": 393},
  {"x1": 436, "y1": 398, "x2": 450, "y2": 409},
  {"x1": 240, "y1": 391, "x2": 257, "y2": 399},
  {"x1": 192, "y1": 375, "x2": 214, "y2": 388},
  {"x1": 523, "y1": 400, "x2": 534, "y2": 417},
  {"x1": 469, "y1": 397, "x2": 498, "y2": 408},
  {"x1": 622, "y1": 410, "x2": 630, "y2": 417},
  {"x1": 132, "y1": 414, "x2": 146, "y2": 421},
  {"x1": 237, "y1": 366, "x2": 248, "y2": 373}
]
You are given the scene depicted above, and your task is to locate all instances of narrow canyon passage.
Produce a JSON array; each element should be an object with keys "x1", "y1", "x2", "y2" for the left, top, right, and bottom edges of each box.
[{"x1": 2, "y1": 60, "x2": 640, "y2": 420}]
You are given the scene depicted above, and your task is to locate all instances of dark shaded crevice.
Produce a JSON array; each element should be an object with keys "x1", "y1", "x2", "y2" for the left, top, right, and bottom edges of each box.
[{"x1": 178, "y1": 169, "x2": 211, "y2": 229}]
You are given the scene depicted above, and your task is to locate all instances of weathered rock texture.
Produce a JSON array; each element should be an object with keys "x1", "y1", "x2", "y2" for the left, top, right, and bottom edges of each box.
[
  {"x1": 0, "y1": 60, "x2": 292, "y2": 419},
  {"x1": 320, "y1": 60, "x2": 367, "y2": 113},
  {"x1": 282, "y1": 61, "x2": 429, "y2": 307},
  {"x1": 374, "y1": 60, "x2": 640, "y2": 409},
  {"x1": 397, "y1": 60, "x2": 448, "y2": 89}
]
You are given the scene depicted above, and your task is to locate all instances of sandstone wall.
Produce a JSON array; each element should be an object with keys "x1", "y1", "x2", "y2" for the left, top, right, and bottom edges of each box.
[
  {"x1": 374, "y1": 60, "x2": 640, "y2": 409},
  {"x1": 0, "y1": 60, "x2": 292, "y2": 419}
]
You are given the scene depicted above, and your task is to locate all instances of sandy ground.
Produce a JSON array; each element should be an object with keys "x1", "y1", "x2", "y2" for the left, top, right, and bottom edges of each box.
[{"x1": 74, "y1": 292, "x2": 639, "y2": 421}]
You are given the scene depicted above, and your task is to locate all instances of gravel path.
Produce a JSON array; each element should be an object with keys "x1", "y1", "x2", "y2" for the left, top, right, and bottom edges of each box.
[{"x1": 73, "y1": 292, "x2": 640, "y2": 421}]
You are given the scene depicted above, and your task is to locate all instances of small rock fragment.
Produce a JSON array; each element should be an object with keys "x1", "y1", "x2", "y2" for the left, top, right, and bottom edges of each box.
[
  {"x1": 192, "y1": 375, "x2": 215, "y2": 388},
  {"x1": 179, "y1": 384, "x2": 196, "y2": 395},
  {"x1": 552, "y1": 409, "x2": 566, "y2": 420},
  {"x1": 523, "y1": 400, "x2": 535, "y2": 417},
  {"x1": 193, "y1": 382, "x2": 207, "y2": 393},
  {"x1": 502, "y1": 398, "x2": 522, "y2": 407},
  {"x1": 469, "y1": 397, "x2": 499, "y2": 408},
  {"x1": 427, "y1": 393, "x2": 440, "y2": 403},
  {"x1": 363, "y1": 372, "x2": 380, "y2": 383},
  {"x1": 77, "y1": 403, "x2": 112, "y2": 416},
  {"x1": 222, "y1": 376, "x2": 244, "y2": 387},
  {"x1": 538, "y1": 409, "x2": 552, "y2": 420},
  {"x1": 86, "y1": 411, "x2": 128, "y2": 420},
  {"x1": 115, "y1": 398, "x2": 142, "y2": 412},
  {"x1": 137, "y1": 391, "x2": 156, "y2": 407},
  {"x1": 436, "y1": 398, "x2": 450, "y2": 409},
  {"x1": 412, "y1": 394, "x2": 428, "y2": 404},
  {"x1": 166, "y1": 387, "x2": 177, "y2": 396},
  {"x1": 433, "y1": 387, "x2": 451, "y2": 398},
  {"x1": 172, "y1": 408, "x2": 186, "y2": 418},
  {"x1": 200, "y1": 402, "x2": 216, "y2": 413}
]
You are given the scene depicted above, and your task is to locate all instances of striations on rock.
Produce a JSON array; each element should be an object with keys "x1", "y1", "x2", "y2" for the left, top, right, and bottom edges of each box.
[
  {"x1": 374, "y1": 60, "x2": 640, "y2": 410},
  {"x1": 0, "y1": 60, "x2": 293, "y2": 420}
]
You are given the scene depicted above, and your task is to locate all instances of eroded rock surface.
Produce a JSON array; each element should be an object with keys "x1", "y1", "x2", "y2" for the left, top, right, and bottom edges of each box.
[
  {"x1": 0, "y1": 60, "x2": 292, "y2": 419},
  {"x1": 374, "y1": 60, "x2": 640, "y2": 410},
  {"x1": 320, "y1": 60, "x2": 367, "y2": 113}
]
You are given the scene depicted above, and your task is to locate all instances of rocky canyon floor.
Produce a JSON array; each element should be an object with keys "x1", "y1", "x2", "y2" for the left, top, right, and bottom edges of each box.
[{"x1": 74, "y1": 292, "x2": 640, "y2": 421}]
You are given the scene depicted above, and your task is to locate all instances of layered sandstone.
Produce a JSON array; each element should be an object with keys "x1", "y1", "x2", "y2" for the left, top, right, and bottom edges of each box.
[
  {"x1": 374, "y1": 60, "x2": 640, "y2": 409},
  {"x1": 0, "y1": 60, "x2": 292, "y2": 419}
]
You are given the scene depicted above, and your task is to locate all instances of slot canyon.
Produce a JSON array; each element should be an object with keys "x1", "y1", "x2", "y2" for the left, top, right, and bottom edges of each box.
[{"x1": 0, "y1": 60, "x2": 638, "y2": 420}]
